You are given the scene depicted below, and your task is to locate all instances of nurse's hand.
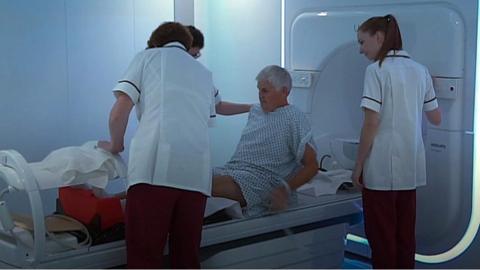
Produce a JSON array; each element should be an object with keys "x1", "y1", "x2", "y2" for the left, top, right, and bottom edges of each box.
[
  {"x1": 97, "y1": 140, "x2": 113, "y2": 152},
  {"x1": 269, "y1": 186, "x2": 289, "y2": 212},
  {"x1": 97, "y1": 140, "x2": 124, "y2": 154},
  {"x1": 351, "y1": 165, "x2": 363, "y2": 190}
]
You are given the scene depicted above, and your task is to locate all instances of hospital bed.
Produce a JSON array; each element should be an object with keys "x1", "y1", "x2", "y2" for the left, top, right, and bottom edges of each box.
[
  {"x1": 201, "y1": 191, "x2": 361, "y2": 268},
  {"x1": 0, "y1": 143, "x2": 361, "y2": 268}
]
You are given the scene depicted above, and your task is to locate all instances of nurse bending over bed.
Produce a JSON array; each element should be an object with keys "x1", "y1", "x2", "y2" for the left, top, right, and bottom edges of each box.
[
  {"x1": 98, "y1": 22, "x2": 214, "y2": 269},
  {"x1": 212, "y1": 65, "x2": 318, "y2": 217}
]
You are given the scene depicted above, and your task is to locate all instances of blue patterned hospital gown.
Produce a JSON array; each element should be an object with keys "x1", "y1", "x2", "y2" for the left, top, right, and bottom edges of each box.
[{"x1": 214, "y1": 104, "x2": 314, "y2": 216}]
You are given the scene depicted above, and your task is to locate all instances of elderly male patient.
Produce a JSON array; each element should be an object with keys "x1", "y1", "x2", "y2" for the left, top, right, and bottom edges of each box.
[{"x1": 212, "y1": 65, "x2": 318, "y2": 216}]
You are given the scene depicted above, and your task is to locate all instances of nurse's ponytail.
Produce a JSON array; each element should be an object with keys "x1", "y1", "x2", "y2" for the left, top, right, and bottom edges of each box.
[{"x1": 358, "y1": 14, "x2": 403, "y2": 66}]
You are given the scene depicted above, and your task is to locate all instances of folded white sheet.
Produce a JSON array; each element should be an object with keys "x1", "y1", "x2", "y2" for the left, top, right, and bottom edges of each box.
[
  {"x1": 205, "y1": 197, "x2": 244, "y2": 219},
  {"x1": 29, "y1": 141, "x2": 127, "y2": 190},
  {"x1": 119, "y1": 196, "x2": 244, "y2": 219},
  {"x1": 297, "y1": 169, "x2": 352, "y2": 197}
]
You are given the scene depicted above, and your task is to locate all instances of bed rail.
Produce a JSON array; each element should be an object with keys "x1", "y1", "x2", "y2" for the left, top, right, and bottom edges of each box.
[{"x1": 0, "y1": 150, "x2": 46, "y2": 266}]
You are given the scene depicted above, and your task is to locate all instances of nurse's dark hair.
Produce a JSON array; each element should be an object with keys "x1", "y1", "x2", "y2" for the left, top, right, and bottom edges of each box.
[
  {"x1": 358, "y1": 14, "x2": 402, "y2": 67},
  {"x1": 187, "y1": 25, "x2": 204, "y2": 49},
  {"x1": 147, "y1": 22, "x2": 192, "y2": 50}
]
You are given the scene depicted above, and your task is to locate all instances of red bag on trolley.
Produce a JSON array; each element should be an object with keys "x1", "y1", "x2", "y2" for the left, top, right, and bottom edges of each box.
[{"x1": 58, "y1": 186, "x2": 124, "y2": 231}]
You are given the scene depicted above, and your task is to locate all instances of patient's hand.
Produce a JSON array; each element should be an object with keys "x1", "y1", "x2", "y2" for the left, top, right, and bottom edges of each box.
[{"x1": 269, "y1": 186, "x2": 289, "y2": 212}]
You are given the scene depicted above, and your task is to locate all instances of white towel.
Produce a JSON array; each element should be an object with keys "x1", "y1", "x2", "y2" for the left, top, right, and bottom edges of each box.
[
  {"x1": 297, "y1": 169, "x2": 352, "y2": 197},
  {"x1": 204, "y1": 197, "x2": 244, "y2": 219},
  {"x1": 29, "y1": 141, "x2": 127, "y2": 190}
]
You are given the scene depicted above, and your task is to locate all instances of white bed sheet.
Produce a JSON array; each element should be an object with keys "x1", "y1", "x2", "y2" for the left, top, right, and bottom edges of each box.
[{"x1": 28, "y1": 141, "x2": 126, "y2": 190}]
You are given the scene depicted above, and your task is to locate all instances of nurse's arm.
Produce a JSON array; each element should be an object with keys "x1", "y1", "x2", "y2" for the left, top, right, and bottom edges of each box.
[
  {"x1": 354, "y1": 108, "x2": 380, "y2": 169},
  {"x1": 425, "y1": 108, "x2": 441, "y2": 126},
  {"x1": 108, "y1": 92, "x2": 134, "y2": 154},
  {"x1": 216, "y1": 101, "x2": 252, "y2": 115}
]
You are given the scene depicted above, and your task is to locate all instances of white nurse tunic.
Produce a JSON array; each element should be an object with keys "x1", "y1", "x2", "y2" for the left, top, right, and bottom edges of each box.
[
  {"x1": 360, "y1": 50, "x2": 438, "y2": 191},
  {"x1": 113, "y1": 42, "x2": 214, "y2": 196}
]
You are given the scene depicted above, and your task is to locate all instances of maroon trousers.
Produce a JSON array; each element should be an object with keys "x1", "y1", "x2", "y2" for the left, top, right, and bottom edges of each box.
[
  {"x1": 362, "y1": 188, "x2": 416, "y2": 269},
  {"x1": 126, "y1": 183, "x2": 207, "y2": 269}
]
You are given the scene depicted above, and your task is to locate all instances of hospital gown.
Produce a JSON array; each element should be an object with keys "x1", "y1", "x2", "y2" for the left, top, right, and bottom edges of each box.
[{"x1": 214, "y1": 104, "x2": 314, "y2": 216}]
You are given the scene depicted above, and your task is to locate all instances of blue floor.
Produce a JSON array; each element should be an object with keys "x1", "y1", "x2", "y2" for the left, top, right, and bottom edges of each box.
[
  {"x1": 342, "y1": 252, "x2": 372, "y2": 269},
  {"x1": 342, "y1": 258, "x2": 372, "y2": 269}
]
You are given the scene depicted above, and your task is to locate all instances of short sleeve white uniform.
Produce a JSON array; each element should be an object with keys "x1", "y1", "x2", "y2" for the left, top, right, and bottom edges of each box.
[
  {"x1": 360, "y1": 50, "x2": 438, "y2": 190},
  {"x1": 113, "y1": 42, "x2": 214, "y2": 195},
  {"x1": 208, "y1": 87, "x2": 222, "y2": 127}
]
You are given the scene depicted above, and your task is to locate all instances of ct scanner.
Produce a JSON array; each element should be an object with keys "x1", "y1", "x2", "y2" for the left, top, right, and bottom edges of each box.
[{"x1": 285, "y1": 0, "x2": 477, "y2": 268}]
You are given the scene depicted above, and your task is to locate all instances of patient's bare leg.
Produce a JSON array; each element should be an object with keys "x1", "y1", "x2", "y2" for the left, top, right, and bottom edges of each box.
[{"x1": 212, "y1": 175, "x2": 247, "y2": 207}]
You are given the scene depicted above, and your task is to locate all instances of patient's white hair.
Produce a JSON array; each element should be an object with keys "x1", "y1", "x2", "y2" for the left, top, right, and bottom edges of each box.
[{"x1": 255, "y1": 65, "x2": 292, "y2": 92}]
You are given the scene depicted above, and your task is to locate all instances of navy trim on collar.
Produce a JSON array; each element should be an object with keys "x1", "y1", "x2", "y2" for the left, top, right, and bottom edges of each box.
[
  {"x1": 164, "y1": 44, "x2": 187, "y2": 52},
  {"x1": 385, "y1": 55, "x2": 410, "y2": 59}
]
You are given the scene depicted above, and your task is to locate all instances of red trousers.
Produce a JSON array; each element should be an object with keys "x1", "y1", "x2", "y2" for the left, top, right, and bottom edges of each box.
[
  {"x1": 126, "y1": 183, "x2": 207, "y2": 269},
  {"x1": 362, "y1": 188, "x2": 416, "y2": 269}
]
